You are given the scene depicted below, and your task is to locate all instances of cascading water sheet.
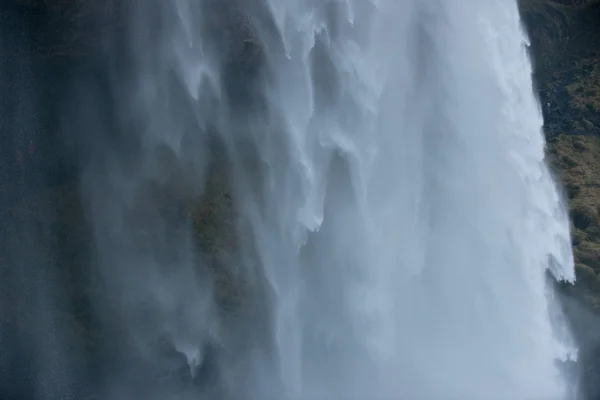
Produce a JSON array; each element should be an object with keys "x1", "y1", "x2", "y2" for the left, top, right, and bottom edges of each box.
[{"x1": 80, "y1": 0, "x2": 577, "y2": 399}]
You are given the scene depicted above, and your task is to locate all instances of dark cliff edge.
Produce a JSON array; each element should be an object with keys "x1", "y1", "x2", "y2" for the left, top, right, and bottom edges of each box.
[
  {"x1": 1, "y1": 0, "x2": 600, "y2": 398},
  {"x1": 520, "y1": 0, "x2": 600, "y2": 398}
]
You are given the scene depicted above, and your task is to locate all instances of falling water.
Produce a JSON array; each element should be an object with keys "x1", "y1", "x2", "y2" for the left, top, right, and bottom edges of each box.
[{"x1": 73, "y1": 0, "x2": 577, "y2": 399}]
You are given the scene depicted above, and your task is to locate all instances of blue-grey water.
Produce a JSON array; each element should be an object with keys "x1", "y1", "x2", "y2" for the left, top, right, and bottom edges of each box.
[{"x1": 0, "y1": 1, "x2": 578, "y2": 399}]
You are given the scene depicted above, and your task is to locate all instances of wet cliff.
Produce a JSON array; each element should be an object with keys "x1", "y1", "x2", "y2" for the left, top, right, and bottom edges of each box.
[{"x1": 520, "y1": 0, "x2": 600, "y2": 398}]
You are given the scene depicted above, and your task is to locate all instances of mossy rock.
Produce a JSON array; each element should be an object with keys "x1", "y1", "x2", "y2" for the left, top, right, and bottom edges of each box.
[
  {"x1": 570, "y1": 203, "x2": 598, "y2": 230},
  {"x1": 546, "y1": 134, "x2": 600, "y2": 317},
  {"x1": 576, "y1": 263, "x2": 598, "y2": 282},
  {"x1": 575, "y1": 242, "x2": 600, "y2": 274}
]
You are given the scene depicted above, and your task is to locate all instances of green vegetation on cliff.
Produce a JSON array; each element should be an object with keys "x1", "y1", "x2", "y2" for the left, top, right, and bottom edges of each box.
[
  {"x1": 548, "y1": 135, "x2": 600, "y2": 307},
  {"x1": 520, "y1": 2, "x2": 600, "y2": 395},
  {"x1": 520, "y1": 0, "x2": 600, "y2": 309}
]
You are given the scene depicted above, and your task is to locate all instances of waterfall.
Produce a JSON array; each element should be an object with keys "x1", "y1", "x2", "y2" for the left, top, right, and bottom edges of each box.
[{"x1": 73, "y1": 0, "x2": 576, "y2": 398}]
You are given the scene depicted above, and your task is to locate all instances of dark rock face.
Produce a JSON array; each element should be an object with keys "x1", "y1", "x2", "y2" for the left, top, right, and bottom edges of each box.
[
  {"x1": 0, "y1": 5, "x2": 94, "y2": 398},
  {"x1": 520, "y1": 0, "x2": 600, "y2": 137},
  {"x1": 520, "y1": 1, "x2": 600, "y2": 399}
]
